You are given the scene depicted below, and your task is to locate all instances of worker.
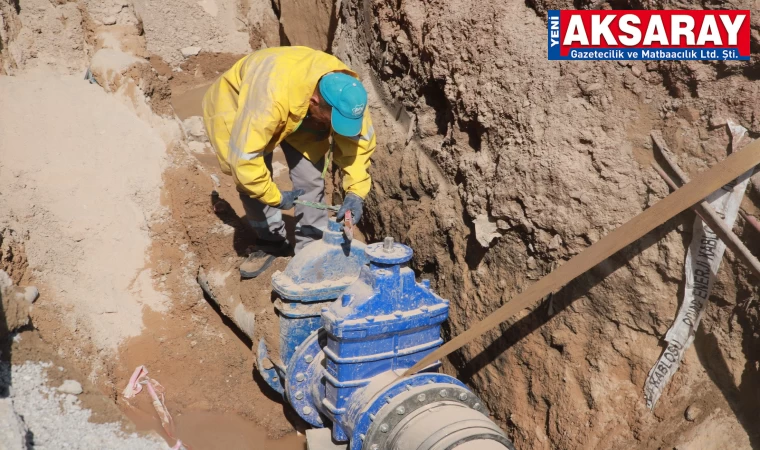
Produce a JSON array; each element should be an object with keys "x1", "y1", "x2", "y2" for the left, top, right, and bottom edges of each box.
[{"x1": 202, "y1": 47, "x2": 376, "y2": 279}]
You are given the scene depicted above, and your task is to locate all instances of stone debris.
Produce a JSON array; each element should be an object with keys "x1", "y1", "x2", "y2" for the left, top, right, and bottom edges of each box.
[
  {"x1": 103, "y1": 15, "x2": 117, "y2": 25},
  {"x1": 187, "y1": 141, "x2": 207, "y2": 154},
  {"x1": 182, "y1": 116, "x2": 208, "y2": 142},
  {"x1": 473, "y1": 214, "x2": 501, "y2": 248},
  {"x1": 685, "y1": 404, "x2": 701, "y2": 422},
  {"x1": 271, "y1": 160, "x2": 287, "y2": 178},
  {"x1": 180, "y1": 46, "x2": 202, "y2": 58},
  {"x1": 709, "y1": 115, "x2": 727, "y2": 128},
  {"x1": 58, "y1": 379, "x2": 84, "y2": 395},
  {"x1": 134, "y1": 0, "x2": 253, "y2": 65},
  {"x1": 23, "y1": 286, "x2": 39, "y2": 303},
  {"x1": 679, "y1": 106, "x2": 701, "y2": 123},
  {"x1": 4, "y1": 362, "x2": 164, "y2": 449},
  {"x1": 0, "y1": 270, "x2": 34, "y2": 333}
]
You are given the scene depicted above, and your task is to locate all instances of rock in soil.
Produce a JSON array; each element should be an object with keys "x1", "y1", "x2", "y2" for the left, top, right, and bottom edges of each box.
[
  {"x1": 685, "y1": 404, "x2": 702, "y2": 422},
  {"x1": 23, "y1": 286, "x2": 39, "y2": 303},
  {"x1": 183, "y1": 116, "x2": 208, "y2": 142},
  {"x1": 58, "y1": 379, "x2": 84, "y2": 395},
  {"x1": 181, "y1": 46, "x2": 202, "y2": 58},
  {"x1": 0, "y1": 270, "x2": 33, "y2": 334}
]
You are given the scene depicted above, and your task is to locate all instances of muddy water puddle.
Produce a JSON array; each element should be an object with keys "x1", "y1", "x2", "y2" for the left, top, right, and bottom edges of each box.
[
  {"x1": 116, "y1": 304, "x2": 302, "y2": 449},
  {"x1": 125, "y1": 404, "x2": 305, "y2": 450},
  {"x1": 173, "y1": 83, "x2": 211, "y2": 120},
  {"x1": 115, "y1": 300, "x2": 304, "y2": 450}
]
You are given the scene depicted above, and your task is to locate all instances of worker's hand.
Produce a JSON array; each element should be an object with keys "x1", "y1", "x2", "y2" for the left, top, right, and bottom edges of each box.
[
  {"x1": 276, "y1": 189, "x2": 304, "y2": 210},
  {"x1": 337, "y1": 193, "x2": 363, "y2": 225}
]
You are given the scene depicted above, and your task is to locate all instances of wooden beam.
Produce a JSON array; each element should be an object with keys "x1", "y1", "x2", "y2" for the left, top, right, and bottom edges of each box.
[
  {"x1": 651, "y1": 162, "x2": 760, "y2": 279},
  {"x1": 403, "y1": 138, "x2": 760, "y2": 376}
]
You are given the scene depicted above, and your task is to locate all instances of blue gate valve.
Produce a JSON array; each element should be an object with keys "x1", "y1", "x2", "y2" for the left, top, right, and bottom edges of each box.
[
  {"x1": 269, "y1": 236, "x2": 514, "y2": 450},
  {"x1": 256, "y1": 219, "x2": 367, "y2": 395}
]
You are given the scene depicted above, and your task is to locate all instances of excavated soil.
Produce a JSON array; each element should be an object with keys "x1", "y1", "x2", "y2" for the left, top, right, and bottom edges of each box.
[
  {"x1": 2, "y1": 0, "x2": 760, "y2": 448},
  {"x1": 0, "y1": 0, "x2": 303, "y2": 448},
  {"x1": 331, "y1": 0, "x2": 760, "y2": 448}
]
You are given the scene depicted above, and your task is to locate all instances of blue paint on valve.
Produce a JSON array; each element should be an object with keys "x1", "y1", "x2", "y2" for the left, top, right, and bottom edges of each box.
[{"x1": 258, "y1": 231, "x2": 513, "y2": 450}]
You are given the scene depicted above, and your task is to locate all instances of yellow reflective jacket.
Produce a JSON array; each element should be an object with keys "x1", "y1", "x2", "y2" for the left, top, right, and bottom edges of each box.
[{"x1": 201, "y1": 47, "x2": 376, "y2": 206}]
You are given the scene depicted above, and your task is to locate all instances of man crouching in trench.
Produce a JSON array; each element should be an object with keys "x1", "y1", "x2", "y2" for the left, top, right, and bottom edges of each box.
[{"x1": 202, "y1": 46, "x2": 376, "y2": 278}]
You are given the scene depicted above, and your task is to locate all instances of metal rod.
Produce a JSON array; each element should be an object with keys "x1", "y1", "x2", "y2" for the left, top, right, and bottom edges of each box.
[
  {"x1": 650, "y1": 138, "x2": 760, "y2": 279},
  {"x1": 744, "y1": 211, "x2": 760, "y2": 234},
  {"x1": 651, "y1": 131, "x2": 760, "y2": 235},
  {"x1": 293, "y1": 199, "x2": 340, "y2": 212}
]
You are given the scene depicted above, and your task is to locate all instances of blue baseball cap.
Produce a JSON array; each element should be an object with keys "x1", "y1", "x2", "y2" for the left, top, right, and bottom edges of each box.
[{"x1": 318, "y1": 72, "x2": 367, "y2": 137}]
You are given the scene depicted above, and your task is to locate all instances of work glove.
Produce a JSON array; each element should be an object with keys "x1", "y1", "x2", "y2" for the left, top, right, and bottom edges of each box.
[
  {"x1": 276, "y1": 189, "x2": 304, "y2": 210},
  {"x1": 337, "y1": 193, "x2": 364, "y2": 225}
]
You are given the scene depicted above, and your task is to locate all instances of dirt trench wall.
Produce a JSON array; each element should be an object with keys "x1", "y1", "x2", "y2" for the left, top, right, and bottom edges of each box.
[
  {"x1": 0, "y1": 228, "x2": 33, "y2": 336},
  {"x1": 332, "y1": 0, "x2": 760, "y2": 448}
]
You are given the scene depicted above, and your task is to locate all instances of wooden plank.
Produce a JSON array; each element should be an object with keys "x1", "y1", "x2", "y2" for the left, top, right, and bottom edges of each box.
[{"x1": 404, "y1": 138, "x2": 760, "y2": 376}]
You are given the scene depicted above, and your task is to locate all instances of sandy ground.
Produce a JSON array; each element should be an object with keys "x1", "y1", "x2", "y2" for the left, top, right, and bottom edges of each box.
[
  {"x1": 0, "y1": 73, "x2": 304, "y2": 450},
  {"x1": 0, "y1": 74, "x2": 169, "y2": 352},
  {"x1": 0, "y1": 0, "x2": 304, "y2": 448},
  {"x1": 132, "y1": 0, "x2": 251, "y2": 65}
]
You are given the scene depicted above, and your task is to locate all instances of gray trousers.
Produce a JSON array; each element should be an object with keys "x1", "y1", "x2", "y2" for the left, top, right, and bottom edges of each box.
[{"x1": 239, "y1": 142, "x2": 327, "y2": 253}]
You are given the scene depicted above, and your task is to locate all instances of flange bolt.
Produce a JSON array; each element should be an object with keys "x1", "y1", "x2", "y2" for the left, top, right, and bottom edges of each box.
[
  {"x1": 380, "y1": 424, "x2": 389, "y2": 433},
  {"x1": 296, "y1": 373, "x2": 305, "y2": 382}
]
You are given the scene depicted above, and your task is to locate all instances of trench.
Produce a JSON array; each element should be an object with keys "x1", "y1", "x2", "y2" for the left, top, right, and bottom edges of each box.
[
  {"x1": 0, "y1": 0, "x2": 333, "y2": 448},
  {"x1": 111, "y1": 58, "x2": 309, "y2": 448},
  {"x1": 2, "y1": 0, "x2": 760, "y2": 449}
]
